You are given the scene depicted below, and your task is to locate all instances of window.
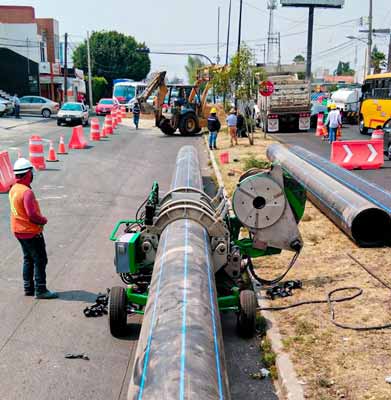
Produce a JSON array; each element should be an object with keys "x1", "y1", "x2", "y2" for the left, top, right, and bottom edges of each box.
[
  {"x1": 99, "y1": 99, "x2": 113, "y2": 105},
  {"x1": 61, "y1": 103, "x2": 82, "y2": 111},
  {"x1": 32, "y1": 97, "x2": 45, "y2": 104},
  {"x1": 20, "y1": 97, "x2": 32, "y2": 103}
]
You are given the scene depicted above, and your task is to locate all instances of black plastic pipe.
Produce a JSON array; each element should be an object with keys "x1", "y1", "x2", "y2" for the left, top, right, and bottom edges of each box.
[
  {"x1": 128, "y1": 146, "x2": 230, "y2": 400},
  {"x1": 267, "y1": 144, "x2": 391, "y2": 247},
  {"x1": 290, "y1": 145, "x2": 391, "y2": 216}
]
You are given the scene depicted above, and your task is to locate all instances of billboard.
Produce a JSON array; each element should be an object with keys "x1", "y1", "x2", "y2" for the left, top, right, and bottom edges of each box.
[{"x1": 281, "y1": 0, "x2": 344, "y2": 7}]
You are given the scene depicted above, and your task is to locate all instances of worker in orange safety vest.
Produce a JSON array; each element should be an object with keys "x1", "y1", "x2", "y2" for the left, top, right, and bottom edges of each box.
[{"x1": 9, "y1": 158, "x2": 58, "y2": 299}]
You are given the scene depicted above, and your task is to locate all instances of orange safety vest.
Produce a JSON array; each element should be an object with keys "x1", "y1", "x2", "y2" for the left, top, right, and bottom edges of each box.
[{"x1": 9, "y1": 183, "x2": 43, "y2": 235}]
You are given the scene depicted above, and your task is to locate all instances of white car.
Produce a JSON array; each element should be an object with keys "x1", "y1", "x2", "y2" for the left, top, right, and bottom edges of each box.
[
  {"x1": 57, "y1": 102, "x2": 89, "y2": 126},
  {"x1": 0, "y1": 97, "x2": 14, "y2": 116}
]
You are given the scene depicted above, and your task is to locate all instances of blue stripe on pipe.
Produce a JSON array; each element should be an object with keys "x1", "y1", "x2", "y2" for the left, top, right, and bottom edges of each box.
[
  {"x1": 137, "y1": 225, "x2": 170, "y2": 400},
  {"x1": 203, "y1": 229, "x2": 225, "y2": 400},
  {"x1": 179, "y1": 218, "x2": 189, "y2": 400},
  {"x1": 290, "y1": 147, "x2": 391, "y2": 214}
]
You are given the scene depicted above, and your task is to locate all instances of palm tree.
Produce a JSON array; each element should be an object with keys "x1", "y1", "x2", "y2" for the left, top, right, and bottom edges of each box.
[{"x1": 185, "y1": 56, "x2": 204, "y2": 84}]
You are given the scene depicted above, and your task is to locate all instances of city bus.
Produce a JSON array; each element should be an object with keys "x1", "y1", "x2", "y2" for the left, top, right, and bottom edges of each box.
[
  {"x1": 359, "y1": 72, "x2": 391, "y2": 134},
  {"x1": 112, "y1": 79, "x2": 147, "y2": 106}
]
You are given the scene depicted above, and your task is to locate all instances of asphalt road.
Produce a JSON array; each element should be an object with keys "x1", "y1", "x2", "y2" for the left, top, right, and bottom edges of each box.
[
  {"x1": 0, "y1": 118, "x2": 277, "y2": 400},
  {"x1": 274, "y1": 124, "x2": 391, "y2": 191}
]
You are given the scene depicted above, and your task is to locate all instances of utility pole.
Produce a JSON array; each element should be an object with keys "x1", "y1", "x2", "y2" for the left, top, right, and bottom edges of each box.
[
  {"x1": 306, "y1": 6, "x2": 314, "y2": 80},
  {"x1": 237, "y1": 0, "x2": 243, "y2": 53},
  {"x1": 368, "y1": 0, "x2": 373, "y2": 75},
  {"x1": 217, "y1": 7, "x2": 220, "y2": 64},
  {"x1": 225, "y1": 0, "x2": 232, "y2": 64},
  {"x1": 86, "y1": 31, "x2": 93, "y2": 108},
  {"x1": 278, "y1": 32, "x2": 281, "y2": 71},
  {"x1": 388, "y1": 34, "x2": 391, "y2": 72},
  {"x1": 64, "y1": 32, "x2": 68, "y2": 103}
]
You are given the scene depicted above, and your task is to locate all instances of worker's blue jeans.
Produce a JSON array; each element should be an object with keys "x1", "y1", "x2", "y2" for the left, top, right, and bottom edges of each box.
[
  {"x1": 329, "y1": 127, "x2": 337, "y2": 143},
  {"x1": 209, "y1": 131, "x2": 218, "y2": 148},
  {"x1": 133, "y1": 114, "x2": 140, "y2": 128},
  {"x1": 17, "y1": 233, "x2": 48, "y2": 294}
]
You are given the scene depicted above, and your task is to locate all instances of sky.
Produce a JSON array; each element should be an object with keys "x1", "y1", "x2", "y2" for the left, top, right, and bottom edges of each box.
[{"x1": 3, "y1": 0, "x2": 391, "y2": 82}]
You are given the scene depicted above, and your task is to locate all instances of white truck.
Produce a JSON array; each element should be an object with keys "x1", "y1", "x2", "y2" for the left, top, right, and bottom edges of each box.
[
  {"x1": 331, "y1": 88, "x2": 361, "y2": 124},
  {"x1": 257, "y1": 74, "x2": 311, "y2": 133}
]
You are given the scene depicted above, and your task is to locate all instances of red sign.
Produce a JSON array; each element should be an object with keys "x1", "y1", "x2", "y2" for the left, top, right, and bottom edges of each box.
[
  {"x1": 259, "y1": 81, "x2": 274, "y2": 97},
  {"x1": 330, "y1": 140, "x2": 384, "y2": 170}
]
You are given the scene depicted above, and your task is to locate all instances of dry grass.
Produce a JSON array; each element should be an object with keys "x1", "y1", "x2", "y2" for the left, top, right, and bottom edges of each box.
[{"x1": 213, "y1": 128, "x2": 391, "y2": 400}]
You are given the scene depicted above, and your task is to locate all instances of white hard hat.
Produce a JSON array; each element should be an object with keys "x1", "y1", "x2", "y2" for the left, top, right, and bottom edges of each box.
[{"x1": 13, "y1": 158, "x2": 33, "y2": 174}]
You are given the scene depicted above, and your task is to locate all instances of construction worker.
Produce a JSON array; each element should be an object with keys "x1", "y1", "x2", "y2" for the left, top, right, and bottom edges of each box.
[
  {"x1": 207, "y1": 107, "x2": 221, "y2": 150},
  {"x1": 325, "y1": 103, "x2": 341, "y2": 144},
  {"x1": 9, "y1": 158, "x2": 57, "y2": 299},
  {"x1": 133, "y1": 101, "x2": 141, "y2": 129},
  {"x1": 226, "y1": 108, "x2": 238, "y2": 146},
  {"x1": 13, "y1": 93, "x2": 20, "y2": 119}
]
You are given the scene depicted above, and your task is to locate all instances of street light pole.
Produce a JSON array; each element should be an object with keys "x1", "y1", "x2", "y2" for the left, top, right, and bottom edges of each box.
[
  {"x1": 86, "y1": 31, "x2": 93, "y2": 108},
  {"x1": 237, "y1": 0, "x2": 243, "y2": 53},
  {"x1": 140, "y1": 50, "x2": 214, "y2": 66},
  {"x1": 368, "y1": 0, "x2": 373, "y2": 75}
]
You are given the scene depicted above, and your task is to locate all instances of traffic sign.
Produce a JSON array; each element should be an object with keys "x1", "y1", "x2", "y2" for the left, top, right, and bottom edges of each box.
[{"x1": 259, "y1": 81, "x2": 274, "y2": 97}]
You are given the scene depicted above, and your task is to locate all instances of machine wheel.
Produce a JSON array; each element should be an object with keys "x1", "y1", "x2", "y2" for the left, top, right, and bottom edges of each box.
[
  {"x1": 42, "y1": 108, "x2": 51, "y2": 118},
  {"x1": 359, "y1": 115, "x2": 368, "y2": 135},
  {"x1": 179, "y1": 113, "x2": 199, "y2": 135},
  {"x1": 109, "y1": 286, "x2": 128, "y2": 337},
  {"x1": 237, "y1": 290, "x2": 257, "y2": 338},
  {"x1": 159, "y1": 118, "x2": 176, "y2": 135}
]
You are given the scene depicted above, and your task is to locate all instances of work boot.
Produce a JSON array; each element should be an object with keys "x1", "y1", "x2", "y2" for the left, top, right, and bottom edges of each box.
[
  {"x1": 35, "y1": 290, "x2": 58, "y2": 299},
  {"x1": 209, "y1": 146, "x2": 213, "y2": 150},
  {"x1": 24, "y1": 291, "x2": 35, "y2": 296},
  {"x1": 213, "y1": 146, "x2": 218, "y2": 150}
]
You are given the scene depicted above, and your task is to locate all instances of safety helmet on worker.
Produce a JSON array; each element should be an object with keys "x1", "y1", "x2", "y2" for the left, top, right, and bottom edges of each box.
[
  {"x1": 13, "y1": 158, "x2": 33, "y2": 175},
  {"x1": 210, "y1": 107, "x2": 217, "y2": 114},
  {"x1": 329, "y1": 103, "x2": 337, "y2": 110}
]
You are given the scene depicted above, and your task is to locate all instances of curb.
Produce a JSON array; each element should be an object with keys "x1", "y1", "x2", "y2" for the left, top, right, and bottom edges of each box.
[{"x1": 204, "y1": 134, "x2": 305, "y2": 400}]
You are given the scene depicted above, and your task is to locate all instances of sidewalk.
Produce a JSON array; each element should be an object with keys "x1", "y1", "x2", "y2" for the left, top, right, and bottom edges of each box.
[{"x1": 0, "y1": 116, "x2": 49, "y2": 130}]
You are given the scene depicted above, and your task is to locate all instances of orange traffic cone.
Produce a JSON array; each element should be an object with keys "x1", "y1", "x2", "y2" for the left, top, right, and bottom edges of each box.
[
  {"x1": 315, "y1": 113, "x2": 327, "y2": 137},
  {"x1": 47, "y1": 140, "x2": 59, "y2": 162},
  {"x1": 58, "y1": 136, "x2": 68, "y2": 154},
  {"x1": 336, "y1": 125, "x2": 342, "y2": 141}
]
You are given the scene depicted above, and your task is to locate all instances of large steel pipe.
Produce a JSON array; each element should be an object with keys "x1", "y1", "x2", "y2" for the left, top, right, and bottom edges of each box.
[
  {"x1": 267, "y1": 144, "x2": 391, "y2": 247},
  {"x1": 128, "y1": 146, "x2": 230, "y2": 400},
  {"x1": 289, "y1": 145, "x2": 391, "y2": 216}
]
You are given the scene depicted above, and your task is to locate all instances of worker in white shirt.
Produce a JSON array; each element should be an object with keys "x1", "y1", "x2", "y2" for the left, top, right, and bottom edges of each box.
[{"x1": 325, "y1": 103, "x2": 341, "y2": 144}]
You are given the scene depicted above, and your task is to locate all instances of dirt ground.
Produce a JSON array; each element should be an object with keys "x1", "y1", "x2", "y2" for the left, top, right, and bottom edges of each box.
[{"x1": 212, "y1": 127, "x2": 391, "y2": 400}]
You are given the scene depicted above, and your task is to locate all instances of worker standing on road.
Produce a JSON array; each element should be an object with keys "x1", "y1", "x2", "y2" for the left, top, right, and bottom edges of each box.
[
  {"x1": 13, "y1": 93, "x2": 20, "y2": 119},
  {"x1": 207, "y1": 107, "x2": 221, "y2": 150},
  {"x1": 325, "y1": 103, "x2": 341, "y2": 144},
  {"x1": 133, "y1": 101, "x2": 141, "y2": 129},
  {"x1": 226, "y1": 108, "x2": 238, "y2": 146},
  {"x1": 9, "y1": 158, "x2": 58, "y2": 299}
]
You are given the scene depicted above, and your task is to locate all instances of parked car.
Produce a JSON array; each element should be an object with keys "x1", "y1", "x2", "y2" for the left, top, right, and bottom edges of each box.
[
  {"x1": 0, "y1": 97, "x2": 14, "y2": 116},
  {"x1": 95, "y1": 98, "x2": 119, "y2": 115},
  {"x1": 382, "y1": 119, "x2": 391, "y2": 160},
  {"x1": 19, "y1": 96, "x2": 59, "y2": 118},
  {"x1": 57, "y1": 102, "x2": 89, "y2": 126}
]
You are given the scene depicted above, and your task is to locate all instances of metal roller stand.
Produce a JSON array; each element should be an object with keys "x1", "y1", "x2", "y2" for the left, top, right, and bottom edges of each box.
[
  {"x1": 267, "y1": 144, "x2": 391, "y2": 247},
  {"x1": 128, "y1": 146, "x2": 230, "y2": 400}
]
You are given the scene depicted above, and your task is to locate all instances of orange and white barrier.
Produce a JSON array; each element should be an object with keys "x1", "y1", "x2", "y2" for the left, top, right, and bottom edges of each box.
[
  {"x1": 29, "y1": 135, "x2": 46, "y2": 170},
  {"x1": 0, "y1": 151, "x2": 15, "y2": 192},
  {"x1": 331, "y1": 139, "x2": 384, "y2": 170},
  {"x1": 104, "y1": 114, "x2": 113, "y2": 135},
  {"x1": 371, "y1": 128, "x2": 384, "y2": 140},
  {"x1": 68, "y1": 126, "x2": 88, "y2": 149},
  {"x1": 89, "y1": 118, "x2": 101, "y2": 141},
  {"x1": 120, "y1": 106, "x2": 126, "y2": 118}
]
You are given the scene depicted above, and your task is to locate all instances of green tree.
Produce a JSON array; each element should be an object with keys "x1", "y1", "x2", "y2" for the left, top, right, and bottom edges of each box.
[
  {"x1": 185, "y1": 56, "x2": 205, "y2": 84},
  {"x1": 212, "y1": 45, "x2": 266, "y2": 144},
  {"x1": 371, "y1": 46, "x2": 387, "y2": 74},
  {"x1": 90, "y1": 76, "x2": 108, "y2": 103},
  {"x1": 73, "y1": 31, "x2": 150, "y2": 86},
  {"x1": 293, "y1": 54, "x2": 305, "y2": 63},
  {"x1": 334, "y1": 61, "x2": 355, "y2": 76}
]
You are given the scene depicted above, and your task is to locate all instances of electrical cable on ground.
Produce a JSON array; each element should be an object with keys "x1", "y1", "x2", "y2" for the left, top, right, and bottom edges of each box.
[{"x1": 250, "y1": 253, "x2": 391, "y2": 331}]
